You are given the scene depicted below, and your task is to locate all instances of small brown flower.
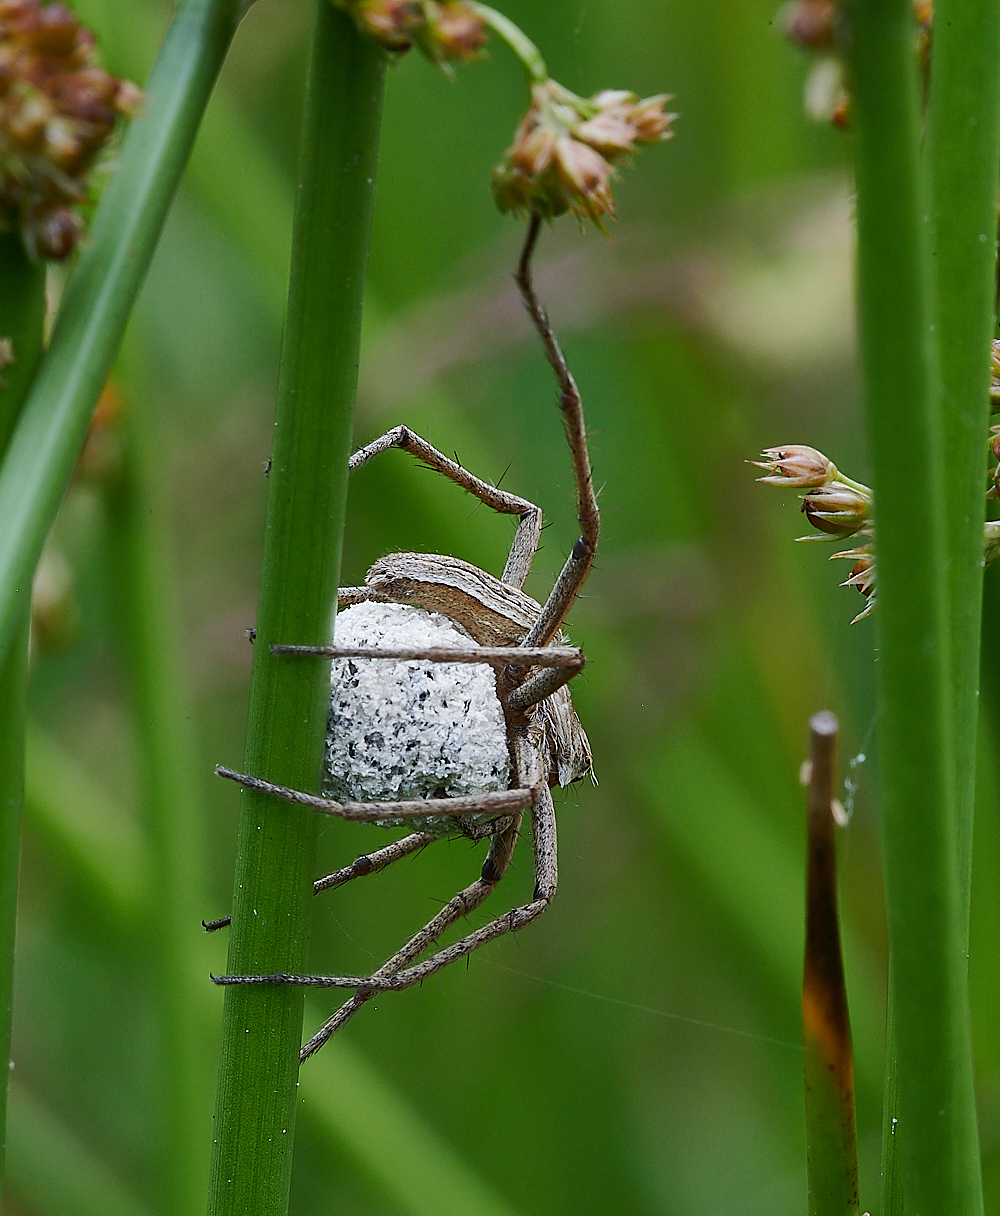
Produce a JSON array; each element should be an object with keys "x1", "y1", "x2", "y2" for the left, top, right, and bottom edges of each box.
[
  {"x1": 420, "y1": 1, "x2": 487, "y2": 64},
  {"x1": 0, "y1": 0, "x2": 141, "y2": 259},
  {"x1": 752, "y1": 444, "x2": 837, "y2": 487},
  {"x1": 335, "y1": 0, "x2": 486, "y2": 64},
  {"x1": 832, "y1": 545, "x2": 876, "y2": 621},
  {"x1": 340, "y1": 0, "x2": 420, "y2": 49},
  {"x1": 781, "y1": 0, "x2": 841, "y2": 50},
  {"x1": 800, "y1": 481, "x2": 871, "y2": 539},
  {"x1": 492, "y1": 81, "x2": 674, "y2": 226}
]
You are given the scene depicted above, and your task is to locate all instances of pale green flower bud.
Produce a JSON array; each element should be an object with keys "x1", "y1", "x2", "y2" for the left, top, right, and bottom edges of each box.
[
  {"x1": 800, "y1": 482, "x2": 871, "y2": 539},
  {"x1": 752, "y1": 445, "x2": 838, "y2": 487}
]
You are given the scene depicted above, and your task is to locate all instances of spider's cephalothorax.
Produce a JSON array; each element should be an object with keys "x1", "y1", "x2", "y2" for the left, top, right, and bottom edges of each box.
[{"x1": 210, "y1": 215, "x2": 598, "y2": 1059}]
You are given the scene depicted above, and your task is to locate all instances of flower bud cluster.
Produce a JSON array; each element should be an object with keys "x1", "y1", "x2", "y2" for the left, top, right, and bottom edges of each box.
[
  {"x1": 753, "y1": 444, "x2": 876, "y2": 621},
  {"x1": 753, "y1": 445, "x2": 872, "y2": 542},
  {"x1": 492, "y1": 81, "x2": 674, "y2": 227},
  {"x1": 0, "y1": 0, "x2": 141, "y2": 260},
  {"x1": 332, "y1": 0, "x2": 487, "y2": 66},
  {"x1": 753, "y1": 337, "x2": 1000, "y2": 623}
]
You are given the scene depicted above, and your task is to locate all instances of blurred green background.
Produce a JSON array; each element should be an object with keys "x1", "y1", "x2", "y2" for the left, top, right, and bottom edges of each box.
[{"x1": 9, "y1": 1, "x2": 1000, "y2": 1213}]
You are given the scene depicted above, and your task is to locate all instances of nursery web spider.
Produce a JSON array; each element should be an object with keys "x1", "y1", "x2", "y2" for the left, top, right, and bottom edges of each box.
[{"x1": 210, "y1": 215, "x2": 599, "y2": 1060}]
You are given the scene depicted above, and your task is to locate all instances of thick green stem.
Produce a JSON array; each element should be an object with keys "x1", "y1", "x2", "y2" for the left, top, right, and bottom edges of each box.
[
  {"x1": 0, "y1": 235, "x2": 47, "y2": 1193},
  {"x1": 107, "y1": 355, "x2": 210, "y2": 1216},
  {"x1": 849, "y1": 0, "x2": 982, "y2": 1210},
  {"x1": 206, "y1": 8, "x2": 385, "y2": 1214},
  {"x1": 925, "y1": 0, "x2": 1000, "y2": 932},
  {"x1": 0, "y1": 0, "x2": 246, "y2": 669}
]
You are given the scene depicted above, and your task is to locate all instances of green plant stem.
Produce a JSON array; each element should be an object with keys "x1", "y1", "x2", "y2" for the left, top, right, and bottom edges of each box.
[
  {"x1": 107, "y1": 352, "x2": 210, "y2": 1216},
  {"x1": 206, "y1": 8, "x2": 385, "y2": 1214},
  {"x1": 0, "y1": 0, "x2": 247, "y2": 672},
  {"x1": 849, "y1": 0, "x2": 982, "y2": 1211},
  {"x1": 925, "y1": 0, "x2": 1000, "y2": 933},
  {"x1": 471, "y1": 5, "x2": 548, "y2": 83},
  {"x1": 879, "y1": 977, "x2": 903, "y2": 1215},
  {"x1": 0, "y1": 235, "x2": 47, "y2": 1194}
]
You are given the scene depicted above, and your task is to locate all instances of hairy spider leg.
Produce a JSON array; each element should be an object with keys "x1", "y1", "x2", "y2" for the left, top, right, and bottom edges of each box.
[
  {"x1": 348, "y1": 425, "x2": 543, "y2": 590},
  {"x1": 215, "y1": 766, "x2": 536, "y2": 823},
  {"x1": 203, "y1": 831, "x2": 436, "y2": 933},
  {"x1": 516, "y1": 214, "x2": 600, "y2": 650},
  {"x1": 214, "y1": 733, "x2": 556, "y2": 1059}
]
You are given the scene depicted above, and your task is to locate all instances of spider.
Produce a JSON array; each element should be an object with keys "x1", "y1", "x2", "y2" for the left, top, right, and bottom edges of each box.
[{"x1": 209, "y1": 214, "x2": 599, "y2": 1060}]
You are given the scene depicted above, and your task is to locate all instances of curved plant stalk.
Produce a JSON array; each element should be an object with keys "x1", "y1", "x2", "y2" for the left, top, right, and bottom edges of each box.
[
  {"x1": 0, "y1": 234, "x2": 46, "y2": 1193},
  {"x1": 849, "y1": 0, "x2": 982, "y2": 1210},
  {"x1": 802, "y1": 712, "x2": 858, "y2": 1216},
  {"x1": 0, "y1": 0, "x2": 248, "y2": 671},
  {"x1": 206, "y1": 7, "x2": 385, "y2": 1214}
]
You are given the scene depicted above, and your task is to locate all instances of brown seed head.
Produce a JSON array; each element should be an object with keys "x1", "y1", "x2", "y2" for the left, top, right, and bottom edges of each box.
[
  {"x1": 336, "y1": 0, "x2": 486, "y2": 64},
  {"x1": 421, "y1": 1, "x2": 487, "y2": 63},
  {"x1": 341, "y1": 0, "x2": 420, "y2": 49},
  {"x1": 0, "y1": 0, "x2": 141, "y2": 259},
  {"x1": 492, "y1": 81, "x2": 674, "y2": 226}
]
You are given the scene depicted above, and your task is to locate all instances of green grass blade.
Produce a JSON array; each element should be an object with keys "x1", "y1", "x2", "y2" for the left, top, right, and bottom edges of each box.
[
  {"x1": 106, "y1": 351, "x2": 211, "y2": 1216},
  {"x1": 0, "y1": 234, "x2": 47, "y2": 1193},
  {"x1": 6, "y1": 1082, "x2": 153, "y2": 1216},
  {"x1": 207, "y1": 8, "x2": 385, "y2": 1213},
  {"x1": 0, "y1": 0, "x2": 246, "y2": 668},
  {"x1": 849, "y1": 0, "x2": 982, "y2": 1208},
  {"x1": 925, "y1": 0, "x2": 1000, "y2": 924},
  {"x1": 802, "y1": 713, "x2": 858, "y2": 1216},
  {"x1": 301, "y1": 1036, "x2": 526, "y2": 1216},
  {"x1": 23, "y1": 724, "x2": 146, "y2": 922}
]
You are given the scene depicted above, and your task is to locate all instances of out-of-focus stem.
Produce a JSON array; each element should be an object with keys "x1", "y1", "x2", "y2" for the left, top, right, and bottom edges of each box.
[
  {"x1": 0, "y1": 233, "x2": 46, "y2": 1192},
  {"x1": 206, "y1": 7, "x2": 385, "y2": 1213},
  {"x1": 924, "y1": 0, "x2": 1000, "y2": 933},
  {"x1": 849, "y1": 0, "x2": 981, "y2": 1209},
  {"x1": 106, "y1": 356, "x2": 209, "y2": 1216}
]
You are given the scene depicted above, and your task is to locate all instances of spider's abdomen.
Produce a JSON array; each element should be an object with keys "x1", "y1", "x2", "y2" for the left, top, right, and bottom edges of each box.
[
  {"x1": 366, "y1": 551, "x2": 594, "y2": 789},
  {"x1": 366, "y1": 553, "x2": 539, "y2": 645},
  {"x1": 324, "y1": 601, "x2": 511, "y2": 837}
]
